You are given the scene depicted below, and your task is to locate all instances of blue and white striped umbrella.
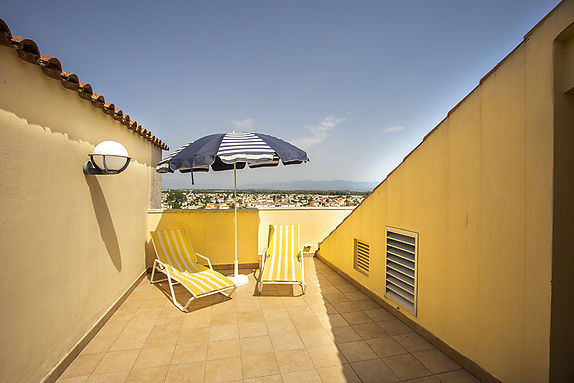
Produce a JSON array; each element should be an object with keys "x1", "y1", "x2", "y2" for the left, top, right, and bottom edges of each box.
[
  {"x1": 156, "y1": 131, "x2": 309, "y2": 285},
  {"x1": 156, "y1": 131, "x2": 309, "y2": 175}
]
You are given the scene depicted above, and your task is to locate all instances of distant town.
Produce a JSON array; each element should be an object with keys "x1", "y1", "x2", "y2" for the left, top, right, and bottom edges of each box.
[{"x1": 161, "y1": 190, "x2": 369, "y2": 209}]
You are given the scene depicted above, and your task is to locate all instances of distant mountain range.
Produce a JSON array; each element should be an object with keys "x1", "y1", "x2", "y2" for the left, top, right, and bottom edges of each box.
[
  {"x1": 241, "y1": 180, "x2": 378, "y2": 191},
  {"x1": 163, "y1": 179, "x2": 379, "y2": 191}
]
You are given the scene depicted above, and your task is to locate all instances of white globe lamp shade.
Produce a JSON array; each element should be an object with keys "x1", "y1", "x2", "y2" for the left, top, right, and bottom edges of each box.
[{"x1": 92, "y1": 141, "x2": 129, "y2": 172}]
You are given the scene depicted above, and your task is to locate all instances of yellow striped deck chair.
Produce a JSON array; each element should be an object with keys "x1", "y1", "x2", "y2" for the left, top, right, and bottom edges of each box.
[
  {"x1": 258, "y1": 224, "x2": 305, "y2": 294},
  {"x1": 150, "y1": 229, "x2": 235, "y2": 312}
]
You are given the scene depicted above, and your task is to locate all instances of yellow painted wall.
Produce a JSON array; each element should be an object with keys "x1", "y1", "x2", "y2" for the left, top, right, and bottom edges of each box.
[
  {"x1": 317, "y1": 3, "x2": 574, "y2": 382},
  {"x1": 258, "y1": 208, "x2": 353, "y2": 254},
  {"x1": 146, "y1": 208, "x2": 353, "y2": 266},
  {"x1": 147, "y1": 210, "x2": 261, "y2": 266},
  {"x1": 0, "y1": 47, "x2": 162, "y2": 382}
]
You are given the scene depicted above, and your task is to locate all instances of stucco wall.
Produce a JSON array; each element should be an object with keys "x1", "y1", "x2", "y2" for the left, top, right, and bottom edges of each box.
[
  {"x1": 317, "y1": 3, "x2": 574, "y2": 382},
  {"x1": 146, "y1": 208, "x2": 353, "y2": 266},
  {"x1": 0, "y1": 46, "x2": 162, "y2": 382}
]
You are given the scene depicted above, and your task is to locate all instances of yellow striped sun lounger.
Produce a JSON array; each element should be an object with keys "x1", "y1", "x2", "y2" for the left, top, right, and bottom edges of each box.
[
  {"x1": 150, "y1": 229, "x2": 235, "y2": 312},
  {"x1": 258, "y1": 224, "x2": 305, "y2": 294}
]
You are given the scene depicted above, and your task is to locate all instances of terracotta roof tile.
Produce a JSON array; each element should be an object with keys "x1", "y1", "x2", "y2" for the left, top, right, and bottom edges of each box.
[{"x1": 0, "y1": 18, "x2": 168, "y2": 150}]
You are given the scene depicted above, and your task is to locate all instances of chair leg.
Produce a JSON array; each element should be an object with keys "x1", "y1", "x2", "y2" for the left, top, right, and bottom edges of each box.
[
  {"x1": 301, "y1": 282, "x2": 306, "y2": 295},
  {"x1": 150, "y1": 260, "x2": 167, "y2": 284},
  {"x1": 222, "y1": 285, "x2": 236, "y2": 298}
]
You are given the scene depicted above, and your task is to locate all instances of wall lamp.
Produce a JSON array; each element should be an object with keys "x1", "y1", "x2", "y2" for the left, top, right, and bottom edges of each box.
[{"x1": 83, "y1": 141, "x2": 131, "y2": 175}]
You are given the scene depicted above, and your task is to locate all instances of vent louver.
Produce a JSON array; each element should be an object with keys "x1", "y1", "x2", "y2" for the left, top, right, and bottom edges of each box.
[
  {"x1": 354, "y1": 239, "x2": 369, "y2": 275},
  {"x1": 385, "y1": 227, "x2": 418, "y2": 315}
]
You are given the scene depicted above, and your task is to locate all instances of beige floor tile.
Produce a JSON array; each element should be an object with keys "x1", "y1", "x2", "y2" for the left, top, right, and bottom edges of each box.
[
  {"x1": 337, "y1": 340, "x2": 378, "y2": 362},
  {"x1": 242, "y1": 352, "x2": 280, "y2": 379},
  {"x1": 165, "y1": 361, "x2": 206, "y2": 383},
  {"x1": 364, "y1": 308, "x2": 395, "y2": 322},
  {"x1": 404, "y1": 376, "x2": 443, "y2": 383},
  {"x1": 343, "y1": 290, "x2": 370, "y2": 301},
  {"x1": 365, "y1": 336, "x2": 408, "y2": 358},
  {"x1": 240, "y1": 335, "x2": 274, "y2": 355},
  {"x1": 209, "y1": 324, "x2": 239, "y2": 341},
  {"x1": 269, "y1": 330, "x2": 305, "y2": 351},
  {"x1": 126, "y1": 366, "x2": 168, "y2": 383},
  {"x1": 61, "y1": 353, "x2": 104, "y2": 378},
  {"x1": 207, "y1": 338, "x2": 241, "y2": 360},
  {"x1": 109, "y1": 331, "x2": 149, "y2": 351},
  {"x1": 93, "y1": 350, "x2": 140, "y2": 374},
  {"x1": 353, "y1": 299, "x2": 380, "y2": 310},
  {"x1": 287, "y1": 306, "x2": 315, "y2": 320},
  {"x1": 81, "y1": 336, "x2": 116, "y2": 355},
  {"x1": 56, "y1": 376, "x2": 88, "y2": 383},
  {"x1": 123, "y1": 317, "x2": 157, "y2": 333},
  {"x1": 262, "y1": 307, "x2": 289, "y2": 322},
  {"x1": 244, "y1": 374, "x2": 283, "y2": 383},
  {"x1": 212, "y1": 311, "x2": 238, "y2": 326},
  {"x1": 281, "y1": 368, "x2": 322, "y2": 383},
  {"x1": 436, "y1": 369, "x2": 480, "y2": 382},
  {"x1": 131, "y1": 307, "x2": 163, "y2": 321},
  {"x1": 341, "y1": 311, "x2": 373, "y2": 325},
  {"x1": 317, "y1": 364, "x2": 361, "y2": 383},
  {"x1": 352, "y1": 322, "x2": 388, "y2": 340},
  {"x1": 275, "y1": 349, "x2": 315, "y2": 373},
  {"x1": 413, "y1": 349, "x2": 461, "y2": 374},
  {"x1": 205, "y1": 356, "x2": 243, "y2": 382},
  {"x1": 182, "y1": 311, "x2": 211, "y2": 328},
  {"x1": 133, "y1": 346, "x2": 174, "y2": 369},
  {"x1": 350, "y1": 358, "x2": 398, "y2": 383},
  {"x1": 238, "y1": 309, "x2": 265, "y2": 324},
  {"x1": 292, "y1": 317, "x2": 323, "y2": 332},
  {"x1": 265, "y1": 318, "x2": 296, "y2": 334},
  {"x1": 144, "y1": 325, "x2": 180, "y2": 348},
  {"x1": 97, "y1": 321, "x2": 128, "y2": 338},
  {"x1": 383, "y1": 353, "x2": 432, "y2": 380},
  {"x1": 240, "y1": 321, "x2": 269, "y2": 338},
  {"x1": 377, "y1": 319, "x2": 413, "y2": 336},
  {"x1": 316, "y1": 313, "x2": 349, "y2": 329},
  {"x1": 86, "y1": 371, "x2": 129, "y2": 383},
  {"x1": 236, "y1": 300, "x2": 262, "y2": 313},
  {"x1": 298, "y1": 328, "x2": 335, "y2": 348},
  {"x1": 178, "y1": 327, "x2": 210, "y2": 344},
  {"x1": 308, "y1": 344, "x2": 347, "y2": 368},
  {"x1": 332, "y1": 301, "x2": 360, "y2": 313},
  {"x1": 330, "y1": 326, "x2": 362, "y2": 343},
  {"x1": 171, "y1": 342, "x2": 208, "y2": 364},
  {"x1": 393, "y1": 333, "x2": 434, "y2": 352}
]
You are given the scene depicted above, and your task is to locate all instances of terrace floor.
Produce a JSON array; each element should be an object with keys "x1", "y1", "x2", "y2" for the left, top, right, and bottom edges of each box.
[{"x1": 57, "y1": 257, "x2": 479, "y2": 383}]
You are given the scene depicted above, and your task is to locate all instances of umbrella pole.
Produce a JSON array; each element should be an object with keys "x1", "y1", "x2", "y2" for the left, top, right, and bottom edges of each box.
[
  {"x1": 227, "y1": 163, "x2": 248, "y2": 286},
  {"x1": 234, "y1": 163, "x2": 238, "y2": 277}
]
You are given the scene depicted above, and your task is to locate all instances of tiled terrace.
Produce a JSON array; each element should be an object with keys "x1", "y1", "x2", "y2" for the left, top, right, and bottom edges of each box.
[{"x1": 57, "y1": 258, "x2": 478, "y2": 383}]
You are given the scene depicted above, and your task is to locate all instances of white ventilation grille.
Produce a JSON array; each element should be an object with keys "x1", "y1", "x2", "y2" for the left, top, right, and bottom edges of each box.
[
  {"x1": 385, "y1": 227, "x2": 418, "y2": 315},
  {"x1": 354, "y1": 239, "x2": 369, "y2": 276}
]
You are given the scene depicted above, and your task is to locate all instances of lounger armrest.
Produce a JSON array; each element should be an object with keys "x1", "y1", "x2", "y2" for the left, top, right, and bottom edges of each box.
[
  {"x1": 297, "y1": 249, "x2": 303, "y2": 261},
  {"x1": 195, "y1": 253, "x2": 213, "y2": 270}
]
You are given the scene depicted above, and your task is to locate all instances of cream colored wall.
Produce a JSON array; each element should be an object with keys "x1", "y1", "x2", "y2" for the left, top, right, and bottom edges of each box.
[
  {"x1": 146, "y1": 208, "x2": 353, "y2": 266},
  {"x1": 317, "y1": 3, "x2": 574, "y2": 382},
  {"x1": 0, "y1": 47, "x2": 161, "y2": 382}
]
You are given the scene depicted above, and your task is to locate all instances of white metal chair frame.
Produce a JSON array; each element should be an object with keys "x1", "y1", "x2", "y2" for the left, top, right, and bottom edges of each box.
[
  {"x1": 150, "y1": 230, "x2": 236, "y2": 312},
  {"x1": 257, "y1": 247, "x2": 306, "y2": 295}
]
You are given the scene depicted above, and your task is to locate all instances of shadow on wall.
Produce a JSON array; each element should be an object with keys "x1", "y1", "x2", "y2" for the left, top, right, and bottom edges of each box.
[{"x1": 86, "y1": 176, "x2": 122, "y2": 271}]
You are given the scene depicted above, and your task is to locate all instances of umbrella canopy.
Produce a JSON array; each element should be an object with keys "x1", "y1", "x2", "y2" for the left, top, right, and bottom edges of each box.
[
  {"x1": 156, "y1": 131, "x2": 309, "y2": 286},
  {"x1": 156, "y1": 132, "x2": 309, "y2": 175}
]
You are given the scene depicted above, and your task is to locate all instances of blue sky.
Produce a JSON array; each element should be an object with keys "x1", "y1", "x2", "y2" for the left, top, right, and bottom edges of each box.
[{"x1": 1, "y1": 0, "x2": 561, "y2": 188}]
